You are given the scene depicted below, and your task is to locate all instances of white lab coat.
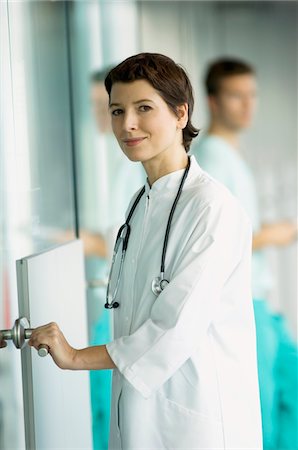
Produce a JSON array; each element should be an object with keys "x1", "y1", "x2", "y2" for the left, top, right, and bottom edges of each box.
[{"x1": 106, "y1": 155, "x2": 262, "y2": 450}]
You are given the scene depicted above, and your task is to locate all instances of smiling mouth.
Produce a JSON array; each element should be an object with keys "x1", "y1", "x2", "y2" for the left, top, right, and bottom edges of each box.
[{"x1": 122, "y1": 137, "x2": 146, "y2": 147}]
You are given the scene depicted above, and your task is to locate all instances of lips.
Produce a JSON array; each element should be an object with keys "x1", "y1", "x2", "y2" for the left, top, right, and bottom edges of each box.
[{"x1": 122, "y1": 137, "x2": 146, "y2": 147}]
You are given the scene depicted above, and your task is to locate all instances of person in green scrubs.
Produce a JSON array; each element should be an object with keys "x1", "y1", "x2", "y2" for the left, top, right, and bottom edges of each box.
[{"x1": 192, "y1": 58, "x2": 298, "y2": 450}]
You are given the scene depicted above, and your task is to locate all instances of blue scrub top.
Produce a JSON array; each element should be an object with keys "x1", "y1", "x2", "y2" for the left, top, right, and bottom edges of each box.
[{"x1": 192, "y1": 134, "x2": 273, "y2": 300}]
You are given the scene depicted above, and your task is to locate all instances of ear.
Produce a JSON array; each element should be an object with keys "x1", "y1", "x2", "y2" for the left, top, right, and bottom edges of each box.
[
  {"x1": 208, "y1": 95, "x2": 218, "y2": 115},
  {"x1": 176, "y1": 103, "x2": 188, "y2": 129}
]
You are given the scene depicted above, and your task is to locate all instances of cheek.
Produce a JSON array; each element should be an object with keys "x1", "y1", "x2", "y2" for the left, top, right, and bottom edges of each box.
[
  {"x1": 228, "y1": 97, "x2": 240, "y2": 110},
  {"x1": 146, "y1": 115, "x2": 177, "y2": 138},
  {"x1": 224, "y1": 101, "x2": 243, "y2": 119},
  {"x1": 111, "y1": 119, "x2": 121, "y2": 137}
]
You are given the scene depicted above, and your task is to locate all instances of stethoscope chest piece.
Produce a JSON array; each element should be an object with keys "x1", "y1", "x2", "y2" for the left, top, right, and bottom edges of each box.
[{"x1": 151, "y1": 276, "x2": 169, "y2": 296}]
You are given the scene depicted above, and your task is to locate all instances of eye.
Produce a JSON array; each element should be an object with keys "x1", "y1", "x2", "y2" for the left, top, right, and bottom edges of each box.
[
  {"x1": 111, "y1": 108, "x2": 123, "y2": 117},
  {"x1": 139, "y1": 105, "x2": 152, "y2": 112}
]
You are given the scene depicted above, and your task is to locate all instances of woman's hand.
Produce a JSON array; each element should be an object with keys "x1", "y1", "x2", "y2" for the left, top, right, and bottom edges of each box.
[
  {"x1": 0, "y1": 332, "x2": 7, "y2": 348},
  {"x1": 28, "y1": 322, "x2": 78, "y2": 370},
  {"x1": 28, "y1": 323, "x2": 117, "y2": 371}
]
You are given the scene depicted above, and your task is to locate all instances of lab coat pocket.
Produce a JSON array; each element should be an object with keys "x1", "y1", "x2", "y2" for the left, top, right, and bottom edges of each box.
[{"x1": 156, "y1": 391, "x2": 225, "y2": 449}]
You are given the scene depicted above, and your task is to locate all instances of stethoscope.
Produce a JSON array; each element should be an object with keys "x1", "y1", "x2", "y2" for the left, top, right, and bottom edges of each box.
[{"x1": 105, "y1": 156, "x2": 191, "y2": 309}]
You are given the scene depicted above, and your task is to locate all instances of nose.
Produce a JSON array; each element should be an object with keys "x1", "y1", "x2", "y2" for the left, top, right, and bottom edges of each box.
[{"x1": 122, "y1": 110, "x2": 138, "y2": 131}]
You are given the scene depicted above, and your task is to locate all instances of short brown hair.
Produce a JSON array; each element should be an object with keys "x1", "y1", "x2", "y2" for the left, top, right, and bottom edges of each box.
[
  {"x1": 205, "y1": 58, "x2": 255, "y2": 96},
  {"x1": 104, "y1": 53, "x2": 199, "y2": 152}
]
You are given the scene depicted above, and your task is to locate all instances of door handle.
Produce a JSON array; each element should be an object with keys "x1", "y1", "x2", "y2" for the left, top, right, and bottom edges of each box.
[{"x1": 0, "y1": 317, "x2": 49, "y2": 357}]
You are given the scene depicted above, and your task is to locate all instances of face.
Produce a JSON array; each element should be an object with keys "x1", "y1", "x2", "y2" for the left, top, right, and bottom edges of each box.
[
  {"x1": 90, "y1": 82, "x2": 111, "y2": 133},
  {"x1": 210, "y1": 74, "x2": 257, "y2": 130},
  {"x1": 109, "y1": 79, "x2": 187, "y2": 163}
]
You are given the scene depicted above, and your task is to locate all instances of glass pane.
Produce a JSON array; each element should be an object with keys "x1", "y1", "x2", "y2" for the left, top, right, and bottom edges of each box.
[
  {"x1": 0, "y1": 1, "x2": 76, "y2": 448},
  {"x1": 6, "y1": 0, "x2": 76, "y2": 258}
]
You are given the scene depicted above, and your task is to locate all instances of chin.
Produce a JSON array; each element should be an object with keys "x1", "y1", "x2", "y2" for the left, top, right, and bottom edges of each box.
[
  {"x1": 122, "y1": 150, "x2": 144, "y2": 163},
  {"x1": 126, "y1": 155, "x2": 142, "y2": 163},
  {"x1": 233, "y1": 120, "x2": 252, "y2": 131},
  {"x1": 123, "y1": 147, "x2": 157, "y2": 164}
]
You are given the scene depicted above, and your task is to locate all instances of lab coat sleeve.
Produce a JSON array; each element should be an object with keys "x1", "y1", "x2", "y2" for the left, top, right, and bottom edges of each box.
[{"x1": 106, "y1": 195, "x2": 252, "y2": 398}]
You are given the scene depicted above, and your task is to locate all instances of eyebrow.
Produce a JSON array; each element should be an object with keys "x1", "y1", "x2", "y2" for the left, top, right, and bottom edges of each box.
[{"x1": 109, "y1": 99, "x2": 154, "y2": 108}]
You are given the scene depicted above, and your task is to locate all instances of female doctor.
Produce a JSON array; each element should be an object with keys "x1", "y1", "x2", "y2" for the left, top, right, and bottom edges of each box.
[{"x1": 26, "y1": 53, "x2": 262, "y2": 449}]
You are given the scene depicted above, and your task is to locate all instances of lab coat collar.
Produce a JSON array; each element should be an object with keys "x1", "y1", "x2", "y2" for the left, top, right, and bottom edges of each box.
[{"x1": 145, "y1": 155, "x2": 201, "y2": 196}]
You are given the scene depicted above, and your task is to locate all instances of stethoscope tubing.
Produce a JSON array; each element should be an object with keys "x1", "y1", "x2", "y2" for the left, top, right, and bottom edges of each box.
[
  {"x1": 160, "y1": 157, "x2": 191, "y2": 274},
  {"x1": 105, "y1": 156, "x2": 191, "y2": 308}
]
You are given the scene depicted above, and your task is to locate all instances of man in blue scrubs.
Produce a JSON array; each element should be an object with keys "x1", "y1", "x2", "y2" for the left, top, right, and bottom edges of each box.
[{"x1": 192, "y1": 58, "x2": 298, "y2": 450}]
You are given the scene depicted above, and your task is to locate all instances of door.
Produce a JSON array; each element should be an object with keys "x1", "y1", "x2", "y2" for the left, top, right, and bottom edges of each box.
[
  {"x1": 0, "y1": 241, "x2": 92, "y2": 449},
  {"x1": 16, "y1": 240, "x2": 92, "y2": 449}
]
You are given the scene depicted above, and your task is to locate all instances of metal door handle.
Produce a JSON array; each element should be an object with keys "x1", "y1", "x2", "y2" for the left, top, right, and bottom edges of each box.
[{"x1": 0, "y1": 317, "x2": 49, "y2": 357}]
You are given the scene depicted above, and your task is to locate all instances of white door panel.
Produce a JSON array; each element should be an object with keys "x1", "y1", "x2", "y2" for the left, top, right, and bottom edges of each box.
[{"x1": 16, "y1": 240, "x2": 92, "y2": 450}]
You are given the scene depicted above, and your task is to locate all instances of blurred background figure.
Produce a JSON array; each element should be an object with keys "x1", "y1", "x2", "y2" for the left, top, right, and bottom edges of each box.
[
  {"x1": 191, "y1": 58, "x2": 298, "y2": 450},
  {"x1": 87, "y1": 67, "x2": 144, "y2": 450}
]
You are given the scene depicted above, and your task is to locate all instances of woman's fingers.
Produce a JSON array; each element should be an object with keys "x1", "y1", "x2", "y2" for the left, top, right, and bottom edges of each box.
[
  {"x1": 28, "y1": 322, "x2": 77, "y2": 369},
  {"x1": 28, "y1": 322, "x2": 56, "y2": 349},
  {"x1": 0, "y1": 333, "x2": 7, "y2": 348}
]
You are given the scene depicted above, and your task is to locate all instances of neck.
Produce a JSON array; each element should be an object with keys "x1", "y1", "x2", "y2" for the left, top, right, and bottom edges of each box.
[
  {"x1": 208, "y1": 122, "x2": 240, "y2": 150},
  {"x1": 143, "y1": 147, "x2": 188, "y2": 186}
]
